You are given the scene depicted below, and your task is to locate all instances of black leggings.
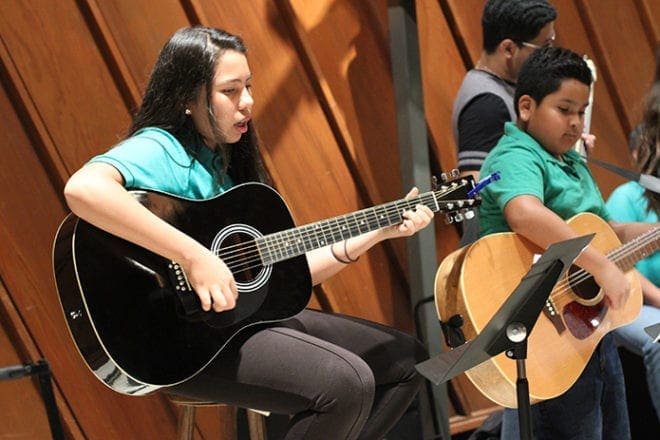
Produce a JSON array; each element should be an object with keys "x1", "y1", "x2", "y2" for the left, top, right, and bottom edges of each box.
[{"x1": 167, "y1": 308, "x2": 428, "y2": 439}]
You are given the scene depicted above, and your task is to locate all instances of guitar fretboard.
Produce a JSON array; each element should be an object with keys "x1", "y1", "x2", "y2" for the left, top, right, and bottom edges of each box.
[
  {"x1": 257, "y1": 182, "x2": 472, "y2": 265},
  {"x1": 610, "y1": 226, "x2": 659, "y2": 272}
]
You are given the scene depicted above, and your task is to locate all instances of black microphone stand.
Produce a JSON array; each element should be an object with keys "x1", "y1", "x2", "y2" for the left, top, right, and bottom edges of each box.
[{"x1": 0, "y1": 359, "x2": 64, "y2": 440}]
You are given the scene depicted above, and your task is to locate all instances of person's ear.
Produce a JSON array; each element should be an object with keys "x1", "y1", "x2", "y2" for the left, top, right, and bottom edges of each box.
[
  {"x1": 518, "y1": 95, "x2": 535, "y2": 122},
  {"x1": 500, "y1": 38, "x2": 518, "y2": 59}
]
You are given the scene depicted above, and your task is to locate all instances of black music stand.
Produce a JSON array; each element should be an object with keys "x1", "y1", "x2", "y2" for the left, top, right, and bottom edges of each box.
[
  {"x1": 416, "y1": 234, "x2": 594, "y2": 440},
  {"x1": 0, "y1": 359, "x2": 64, "y2": 440}
]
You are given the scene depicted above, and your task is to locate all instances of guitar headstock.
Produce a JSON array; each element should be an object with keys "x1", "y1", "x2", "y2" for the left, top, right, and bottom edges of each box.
[{"x1": 432, "y1": 170, "x2": 500, "y2": 224}]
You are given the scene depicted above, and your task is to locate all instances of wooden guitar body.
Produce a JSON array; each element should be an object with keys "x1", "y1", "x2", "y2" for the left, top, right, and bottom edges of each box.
[{"x1": 435, "y1": 213, "x2": 648, "y2": 408}]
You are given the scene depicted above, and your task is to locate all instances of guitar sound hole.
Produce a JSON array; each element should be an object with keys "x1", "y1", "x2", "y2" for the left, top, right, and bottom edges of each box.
[
  {"x1": 219, "y1": 231, "x2": 262, "y2": 284},
  {"x1": 568, "y1": 264, "x2": 600, "y2": 301}
]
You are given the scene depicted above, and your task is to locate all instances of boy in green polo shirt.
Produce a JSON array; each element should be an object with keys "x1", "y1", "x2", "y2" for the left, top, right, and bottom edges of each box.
[{"x1": 478, "y1": 47, "x2": 656, "y2": 439}]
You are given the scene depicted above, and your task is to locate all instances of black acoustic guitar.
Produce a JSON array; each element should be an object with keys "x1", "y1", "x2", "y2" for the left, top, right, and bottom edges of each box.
[{"x1": 52, "y1": 176, "x2": 480, "y2": 395}]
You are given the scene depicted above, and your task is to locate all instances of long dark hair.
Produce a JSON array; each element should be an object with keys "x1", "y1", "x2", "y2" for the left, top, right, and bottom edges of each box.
[
  {"x1": 636, "y1": 83, "x2": 660, "y2": 215},
  {"x1": 129, "y1": 26, "x2": 268, "y2": 184}
]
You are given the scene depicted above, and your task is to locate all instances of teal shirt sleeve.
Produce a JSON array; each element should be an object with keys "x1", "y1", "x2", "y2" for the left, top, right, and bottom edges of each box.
[
  {"x1": 482, "y1": 144, "x2": 545, "y2": 208},
  {"x1": 479, "y1": 142, "x2": 546, "y2": 235},
  {"x1": 606, "y1": 182, "x2": 659, "y2": 286},
  {"x1": 88, "y1": 128, "x2": 232, "y2": 199},
  {"x1": 605, "y1": 182, "x2": 645, "y2": 223},
  {"x1": 89, "y1": 133, "x2": 192, "y2": 191}
]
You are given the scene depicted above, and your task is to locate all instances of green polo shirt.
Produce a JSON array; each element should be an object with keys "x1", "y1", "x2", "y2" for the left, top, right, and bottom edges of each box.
[
  {"x1": 89, "y1": 127, "x2": 233, "y2": 199},
  {"x1": 479, "y1": 122, "x2": 610, "y2": 236}
]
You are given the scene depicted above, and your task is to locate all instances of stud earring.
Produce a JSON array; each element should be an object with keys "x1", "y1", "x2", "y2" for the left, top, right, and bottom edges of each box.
[{"x1": 185, "y1": 109, "x2": 191, "y2": 115}]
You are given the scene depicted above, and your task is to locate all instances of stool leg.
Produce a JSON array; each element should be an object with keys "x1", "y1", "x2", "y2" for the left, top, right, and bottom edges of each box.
[
  {"x1": 177, "y1": 405, "x2": 195, "y2": 440},
  {"x1": 246, "y1": 410, "x2": 267, "y2": 440}
]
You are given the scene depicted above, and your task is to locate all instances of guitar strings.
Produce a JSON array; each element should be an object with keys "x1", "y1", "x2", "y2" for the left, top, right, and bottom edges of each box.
[
  {"x1": 549, "y1": 228, "x2": 659, "y2": 303},
  {"x1": 218, "y1": 192, "x2": 453, "y2": 274},
  {"x1": 552, "y1": 231, "x2": 658, "y2": 300},
  {"x1": 554, "y1": 229, "x2": 658, "y2": 297},
  {"x1": 214, "y1": 185, "x2": 469, "y2": 274}
]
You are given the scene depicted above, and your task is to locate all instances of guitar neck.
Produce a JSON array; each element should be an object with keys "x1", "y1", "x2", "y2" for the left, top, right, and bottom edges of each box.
[
  {"x1": 610, "y1": 226, "x2": 659, "y2": 272},
  {"x1": 257, "y1": 182, "x2": 472, "y2": 265}
]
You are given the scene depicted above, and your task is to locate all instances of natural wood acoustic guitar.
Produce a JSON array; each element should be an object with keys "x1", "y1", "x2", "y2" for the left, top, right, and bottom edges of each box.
[{"x1": 435, "y1": 212, "x2": 658, "y2": 408}]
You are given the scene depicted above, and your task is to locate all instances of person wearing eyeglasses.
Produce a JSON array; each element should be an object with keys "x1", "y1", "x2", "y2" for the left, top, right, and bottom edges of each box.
[
  {"x1": 452, "y1": 0, "x2": 557, "y2": 187},
  {"x1": 451, "y1": 0, "x2": 560, "y2": 248}
]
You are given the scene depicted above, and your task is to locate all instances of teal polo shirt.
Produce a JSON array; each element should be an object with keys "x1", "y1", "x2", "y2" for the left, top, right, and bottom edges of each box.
[
  {"x1": 606, "y1": 181, "x2": 659, "y2": 286},
  {"x1": 479, "y1": 122, "x2": 610, "y2": 236},
  {"x1": 89, "y1": 127, "x2": 233, "y2": 199}
]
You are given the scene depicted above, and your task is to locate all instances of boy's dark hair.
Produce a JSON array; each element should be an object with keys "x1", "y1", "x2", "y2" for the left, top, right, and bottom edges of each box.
[
  {"x1": 514, "y1": 47, "x2": 593, "y2": 116},
  {"x1": 482, "y1": 0, "x2": 557, "y2": 53}
]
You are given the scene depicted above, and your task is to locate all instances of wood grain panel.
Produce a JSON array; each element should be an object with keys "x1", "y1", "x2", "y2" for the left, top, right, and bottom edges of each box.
[
  {"x1": 90, "y1": 0, "x2": 193, "y2": 99},
  {"x1": 416, "y1": 0, "x2": 465, "y2": 175},
  {"x1": 0, "y1": 0, "x2": 132, "y2": 175},
  {"x1": 553, "y1": 0, "x2": 636, "y2": 197},
  {"x1": 577, "y1": 0, "x2": 654, "y2": 131},
  {"x1": 287, "y1": 0, "x2": 402, "y2": 207},
  {"x1": 414, "y1": 0, "x2": 465, "y2": 266},
  {"x1": 637, "y1": 0, "x2": 660, "y2": 46},
  {"x1": 446, "y1": 0, "x2": 486, "y2": 65}
]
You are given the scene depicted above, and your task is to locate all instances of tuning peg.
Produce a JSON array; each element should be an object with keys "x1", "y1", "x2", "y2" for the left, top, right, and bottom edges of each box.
[
  {"x1": 443, "y1": 214, "x2": 455, "y2": 224},
  {"x1": 450, "y1": 169, "x2": 460, "y2": 178},
  {"x1": 431, "y1": 175, "x2": 439, "y2": 190},
  {"x1": 463, "y1": 210, "x2": 475, "y2": 220},
  {"x1": 440, "y1": 172, "x2": 449, "y2": 183}
]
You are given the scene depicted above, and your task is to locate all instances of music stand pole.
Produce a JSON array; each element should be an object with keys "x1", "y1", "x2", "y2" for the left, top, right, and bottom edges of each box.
[{"x1": 508, "y1": 335, "x2": 532, "y2": 440}]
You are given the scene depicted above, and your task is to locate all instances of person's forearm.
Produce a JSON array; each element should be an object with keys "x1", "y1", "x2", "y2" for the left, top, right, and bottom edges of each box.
[
  {"x1": 610, "y1": 220, "x2": 659, "y2": 243},
  {"x1": 64, "y1": 167, "x2": 205, "y2": 268},
  {"x1": 505, "y1": 196, "x2": 613, "y2": 276},
  {"x1": 307, "y1": 229, "x2": 384, "y2": 285}
]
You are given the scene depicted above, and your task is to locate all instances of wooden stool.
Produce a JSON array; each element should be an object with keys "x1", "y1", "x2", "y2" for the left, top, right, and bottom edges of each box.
[{"x1": 168, "y1": 395, "x2": 268, "y2": 440}]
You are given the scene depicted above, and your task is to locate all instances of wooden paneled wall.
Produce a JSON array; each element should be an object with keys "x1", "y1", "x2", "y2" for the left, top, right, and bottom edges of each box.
[{"x1": 0, "y1": 0, "x2": 657, "y2": 438}]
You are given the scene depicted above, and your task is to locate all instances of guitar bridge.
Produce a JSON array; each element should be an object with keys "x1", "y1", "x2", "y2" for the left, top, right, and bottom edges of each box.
[
  {"x1": 543, "y1": 298, "x2": 566, "y2": 334},
  {"x1": 168, "y1": 261, "x2": 192, "y2": 292},
  {"x1": 168, "y1": 261, "x2": 201, "y2": 317}
]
